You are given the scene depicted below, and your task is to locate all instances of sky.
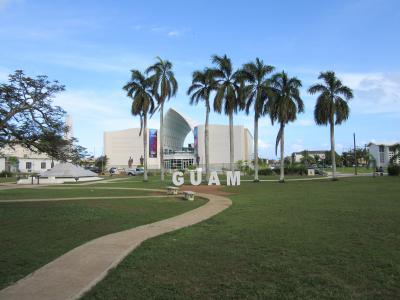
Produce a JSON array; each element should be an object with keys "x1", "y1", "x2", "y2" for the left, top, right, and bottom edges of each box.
[{"x1": 1, "y1": 0, "x2": 399, "y2": 158}]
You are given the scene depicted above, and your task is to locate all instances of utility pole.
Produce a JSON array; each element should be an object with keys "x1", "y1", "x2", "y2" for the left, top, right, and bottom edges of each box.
[{"x1": 353, "y1": 133, "x2": 357, "y2": 175}]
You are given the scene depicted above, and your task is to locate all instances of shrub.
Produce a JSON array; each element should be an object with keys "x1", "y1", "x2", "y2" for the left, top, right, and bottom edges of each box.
[
  {"x1": 388, "y1": 165, "x2": 400, "y2": 176},
  {"x1": 258, "y1": 168, "x2": 274, "y2": 176},
  {"x1": 0, "y1": 170, "x2": 13, "y2": 177},
  {"x1": 273, "y1": 165, "x2": 307, "y2": 175}
]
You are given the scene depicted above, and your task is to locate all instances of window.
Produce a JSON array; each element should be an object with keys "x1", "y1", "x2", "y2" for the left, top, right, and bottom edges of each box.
[
  {"x1": 41, "y1": 162, "x2": 46, "y2": 169},
  {"x1": 26, "y1": 162, "x2": 32, "y2": 170}
]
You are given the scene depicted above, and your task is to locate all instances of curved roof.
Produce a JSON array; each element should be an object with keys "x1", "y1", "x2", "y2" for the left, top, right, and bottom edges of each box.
[{"x1": 164, "y1": 108, "x2": 196, "y2": 151}]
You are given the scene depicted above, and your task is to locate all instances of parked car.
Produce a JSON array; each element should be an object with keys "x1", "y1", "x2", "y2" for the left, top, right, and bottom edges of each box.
[
  {"x1": 127, "y1": 167, "x2": 145, "y2": 176},
  {"x1": 85, "y1": 167, "x2": 100, "y2": 174},
  {"x1": 109, "y1": 167, "x2": 119, "y2": 175}
]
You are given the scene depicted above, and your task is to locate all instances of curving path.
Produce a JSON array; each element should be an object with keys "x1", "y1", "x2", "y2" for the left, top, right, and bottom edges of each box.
[{"x1": 0, "y1": 190, "x2": 232, "y2": 300}]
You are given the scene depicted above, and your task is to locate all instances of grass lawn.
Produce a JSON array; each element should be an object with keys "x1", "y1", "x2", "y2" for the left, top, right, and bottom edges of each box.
[
  {"x1": 83, "y1": 176, "x2": 400, "y2": 299},
  {"x1": 0, "y1": 177, "x2": 17, "y2": 184},
  {"x1": 0, "y1": 195, "x2": 206, "y2": 289},
  {"x1": 335, "y1": 166, "x2": 373, "y2": 174},
  {"x1": 0, "y1": 187, "x2": 155, "y2": 201}
]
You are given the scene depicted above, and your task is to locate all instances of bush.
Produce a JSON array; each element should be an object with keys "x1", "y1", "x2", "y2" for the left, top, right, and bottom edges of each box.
[
  {"x1": 0, "y1": 170, "x2": 13, "y2": 177},
  {"x1": 258, "y1": 168, "x2": 274, "y2": 176},
  {"x1": 388, "y1": 165, "x2": 400, "y2": 176},
  {"x1": 273, "y1": 165, "x2": 307, "y2": 176}
]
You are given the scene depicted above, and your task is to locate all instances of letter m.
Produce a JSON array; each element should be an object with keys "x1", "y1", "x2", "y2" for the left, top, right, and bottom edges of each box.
[{"x1": 226, "y1": 171, "x2": 240, "y2": 186}]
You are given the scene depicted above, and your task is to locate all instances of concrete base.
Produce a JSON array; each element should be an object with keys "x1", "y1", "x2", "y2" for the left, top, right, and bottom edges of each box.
[{"x1": 17, "y1": 177, "x2": 103, "y2": 185}]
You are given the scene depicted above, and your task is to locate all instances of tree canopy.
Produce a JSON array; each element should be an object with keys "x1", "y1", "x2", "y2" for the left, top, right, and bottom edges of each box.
[{"x1": 0, "y1": 70, "x2": 87, "y2": 162}]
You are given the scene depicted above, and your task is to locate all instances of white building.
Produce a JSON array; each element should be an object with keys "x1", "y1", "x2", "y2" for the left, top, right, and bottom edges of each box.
[
  {"x1": 104, "y1": 108, "x2": 254, "y2": 171},
  {"x1": 291, "y1": 150, "x2": 327, "y2": 163},
  {"x1": 0, "y1": 145, "x2": 58, "y2": 173},
  {"x1": 368, "y1": 142, "x2": 400, "y2": 167}
]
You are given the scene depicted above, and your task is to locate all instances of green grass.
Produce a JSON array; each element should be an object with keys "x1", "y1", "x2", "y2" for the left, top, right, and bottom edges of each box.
[
  {"x1": 0, "y1": 195, "x2": 206, "y2": 289},
  {"x1": 83, "y1": 176, "x2": 400, "y2": 299},
  {"x1": 335, "y1": 166, "x2": 373, "y2": 174},
  {"x1": 0, "y1": 177, "x2": 17, "y2": 183},
  {"x1": 0, "y1": 187, "x2": 155, "y2": 201}
]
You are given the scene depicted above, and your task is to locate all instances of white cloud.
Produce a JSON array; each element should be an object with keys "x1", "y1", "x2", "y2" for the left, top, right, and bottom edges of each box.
[
  {"x1": 168, "y1": 30, "x2": 180, "y2": 37},
  {"x1": 258, "y1": 140, "x2": 271, "y2": 150},
  {"x1": 339, "y1": 72, "x2": 400, "y2": 114},
  {"x1": 297, "y1": 118, "x2": 314, "y2": 126},
  {"x1": 289, "y1": 139, "x2": 304, "y2": 153}
]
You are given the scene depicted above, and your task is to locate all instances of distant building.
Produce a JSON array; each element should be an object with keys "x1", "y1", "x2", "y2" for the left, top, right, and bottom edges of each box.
[
  {"x1": 104, "y1": 108, "x2": 254, "y2": 171},
  {"x1": 291, "y1": 150, "x2": 328, "y2": 163},
  {"x1": 0, "y1": 145, "x2": 58, "y2": 173},
  {"x1": 368, "y1": 142, "x2": 400, "y2": 167}
]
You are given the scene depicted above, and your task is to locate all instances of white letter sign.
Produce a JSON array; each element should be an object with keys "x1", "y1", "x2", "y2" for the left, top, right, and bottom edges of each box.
[
  {"x1": 172, "y1": 171, "x2": 184, "y2": 186},
  {"x1": 190, "y1": 168, "x2": 202, "y2": 185},
  {"x1": 226, "y1": 171, "x2": 241, "y2": 186},
  {"x1": 208, "y1": 171, "x2": 221, "y2": 185}
]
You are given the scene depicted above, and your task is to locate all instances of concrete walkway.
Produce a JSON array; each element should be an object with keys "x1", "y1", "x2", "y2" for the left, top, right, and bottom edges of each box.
[{"x1": 0, "y1": 191, "x2": 231, "y2": 300}]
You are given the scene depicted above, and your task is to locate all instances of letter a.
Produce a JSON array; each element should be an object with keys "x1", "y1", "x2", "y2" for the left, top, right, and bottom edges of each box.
[{"x1": 208, "y1": 171, "x2": 220, "y2": 185}]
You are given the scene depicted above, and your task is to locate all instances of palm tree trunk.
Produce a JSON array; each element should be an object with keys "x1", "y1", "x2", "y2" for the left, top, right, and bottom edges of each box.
[
  {"x1": 205, "y1": 106, "x2": 210, "y2": 181},
  {"x1": 160, "y1": 103, "x2": 164, "y2": 181},
  {"x1": 229, "y1": 111, "x2": 234, "y2": 172},
  {"x1": 330, "y1": 119, "x2": 336, "y2": 180},
  {"x1": 143, "y1": 113, "x2": 148, "y2": 182},
  {"x1": 280, "y1": 124, "x2": 285, "y2": 182},
  {"x1": 254, "y1": 115, "x2": 259, "y2": 182}
]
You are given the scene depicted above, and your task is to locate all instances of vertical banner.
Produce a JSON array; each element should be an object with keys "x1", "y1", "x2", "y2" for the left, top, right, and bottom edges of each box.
[
  {"x1": 193, "y1": 127, "x2": 198, "y2": 153},
  {"x1": 149, "y1": 129, "x2": 157, "y2": 158}
]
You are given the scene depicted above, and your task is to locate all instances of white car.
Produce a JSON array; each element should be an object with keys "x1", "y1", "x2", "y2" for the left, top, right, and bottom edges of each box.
[{"x1": 127, "y1": 168, "x2": 145, "y2": 176}]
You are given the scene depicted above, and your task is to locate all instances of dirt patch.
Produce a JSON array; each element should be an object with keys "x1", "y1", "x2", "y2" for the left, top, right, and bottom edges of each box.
[{"x1": 180, "y1": 184, "x2": 234, "y2": 196}]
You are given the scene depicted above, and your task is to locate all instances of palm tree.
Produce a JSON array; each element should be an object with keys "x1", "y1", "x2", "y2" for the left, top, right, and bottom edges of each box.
[
  {"x1": 123, "y1": 70, "x2": 155, "y2": 182},
  {"x1": 210, "y1": 54, "x2": 243, "y2": 172},
  {"x1": 146, "y1": 57, "x2": 178, "y2": 181},
  {"x1": 268, "y1": 71, "x2": 304, "y2": 182},
  {"x1": 187, "y1": 69, "x2": 216, "y2": 180},
  {"x1": 239, "y1": 58, "x2": 274, "y2": 181},
  {"x1": 308, "y1": 71, "x2": 353, "y2": 180}
]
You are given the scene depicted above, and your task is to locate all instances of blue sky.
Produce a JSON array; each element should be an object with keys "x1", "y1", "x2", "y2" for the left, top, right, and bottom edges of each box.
[{"x1": 1, "y1": 0, "x2": 399, "y2": 158}]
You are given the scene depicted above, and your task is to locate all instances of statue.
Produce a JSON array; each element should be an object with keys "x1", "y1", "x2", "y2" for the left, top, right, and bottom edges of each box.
[{"x1": 128, "y1": 156, "x2": 133, "y2": 168}]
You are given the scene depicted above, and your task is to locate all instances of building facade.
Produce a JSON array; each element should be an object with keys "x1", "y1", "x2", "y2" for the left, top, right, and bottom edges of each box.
[
  {"x1": 368, "y1": 142, "x2": 400, "y2": 167},
  {"x1": 291, "y1": 150, "x2": 327, "y2": 163},
  {"x1": 104, "y1": 108, "x2": 254, "y2": 171},
  {"x1": 0, "y1": 145, "x2": 58, "y2": 173}
]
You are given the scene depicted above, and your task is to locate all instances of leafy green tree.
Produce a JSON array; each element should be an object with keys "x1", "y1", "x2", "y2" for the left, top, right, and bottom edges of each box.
[
  {"x1": 95, "y1": 155, "x2": 108, "y2": 173},
  {"x1": 211, "y1": 54, "x2": 244, "y2": 171},
  {"x1": 300, "y1": 150, "x2": 315, "y2": 166},
  {"x1": 146, "y1": 57, "x2": 178, "y2": 181},
  {"x1": 313, "y1": 154, "x2": 320, "y2": 166},
  {"x1": 308, "y1": 71, "x2": 353, "y2": 180},
  {"x1": 0, "y1": 70, "x2": 82, "y2": 161},
  {"x1": 123, "y1": 70, "x2": 155, "y2": 182},
  {"x1": 187, "y1": 69, "x2": 216, "y2": 180},
  {"x1": 268, "y1": 71, "x2": 304, "y2": 182},
  {"x1": 389, "y1": 144, "x2": 400, "y2": 165},
  {"x1": 239, "y1": 58, "x2": 274, "y2": 181}
]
